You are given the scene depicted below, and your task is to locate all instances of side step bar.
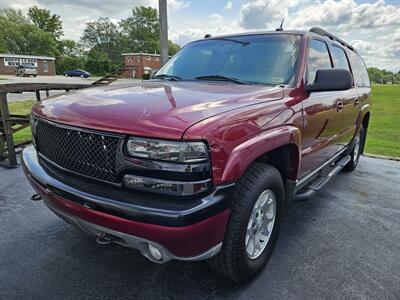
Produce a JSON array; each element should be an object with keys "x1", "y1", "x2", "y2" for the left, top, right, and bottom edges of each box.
[{"x1": 294, "y1": 155, "x2": 351, "y2": 201}]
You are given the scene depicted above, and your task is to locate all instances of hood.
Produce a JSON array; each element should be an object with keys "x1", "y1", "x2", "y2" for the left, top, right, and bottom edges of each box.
[{"x1": 32, "y1": 81, "x2": 283, "y2": 139}]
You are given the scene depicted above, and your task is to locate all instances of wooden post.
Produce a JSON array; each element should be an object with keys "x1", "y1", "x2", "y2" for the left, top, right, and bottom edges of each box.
[
  {"x1": 0, "y1": 92, "x2": 17, "y2": 166},
  {"x1": 159, "y1": 0, "x2": 169, "y2": 66}
]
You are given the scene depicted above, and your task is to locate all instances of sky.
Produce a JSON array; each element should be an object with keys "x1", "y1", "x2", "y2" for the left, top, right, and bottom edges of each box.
[{"x1": 1, "y1": 0, "x2": 399, "y2": 71}]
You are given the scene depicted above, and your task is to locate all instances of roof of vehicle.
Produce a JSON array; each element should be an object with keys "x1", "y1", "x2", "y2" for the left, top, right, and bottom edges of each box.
[
  {"x1": 0, "y1": 53, "x2": 55, "y2": 60},
  {"x1": 195, "y1": 27, "x2": 357, "y2": 54}
]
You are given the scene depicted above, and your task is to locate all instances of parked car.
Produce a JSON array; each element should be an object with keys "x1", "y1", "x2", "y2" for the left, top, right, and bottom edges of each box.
[
  {"x1": 63, "y1": 69, "x2": 90, "y2": 78},
  {"x1": 16, "y1": 65, "x2": 37, "y2": 77},
  {"x1": 23, "y1": 27, "x2": 371, "y2": 283}
]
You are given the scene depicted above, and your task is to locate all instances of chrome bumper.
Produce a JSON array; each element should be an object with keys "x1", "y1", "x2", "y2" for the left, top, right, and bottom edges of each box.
[{"x1": 44, "y1": 198, "x2": 221, "y2": 264}]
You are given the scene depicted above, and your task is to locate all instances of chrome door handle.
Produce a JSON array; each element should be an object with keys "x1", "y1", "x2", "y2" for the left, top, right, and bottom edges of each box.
[{"x1": 336, "y1": 100, "x2": 344, "y2": 111}]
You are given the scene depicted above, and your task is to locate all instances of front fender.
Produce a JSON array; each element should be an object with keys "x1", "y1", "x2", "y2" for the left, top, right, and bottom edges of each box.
[{"x1": 221, "y1": 125, "x2": 302, "y2": 184}]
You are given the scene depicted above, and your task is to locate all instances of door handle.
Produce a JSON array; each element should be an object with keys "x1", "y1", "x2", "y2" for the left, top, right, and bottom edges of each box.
[
  {"x1": 354, "y1": 99, "x2": 360, "y2": 107},
  {"x1": 336, "y1": 100, "x2": 344, "y2": 112}
]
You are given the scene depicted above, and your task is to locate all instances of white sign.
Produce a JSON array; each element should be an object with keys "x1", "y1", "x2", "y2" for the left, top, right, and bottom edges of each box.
[{"x1": 4, "y1": 57, "x2": 38, "y2": 67}]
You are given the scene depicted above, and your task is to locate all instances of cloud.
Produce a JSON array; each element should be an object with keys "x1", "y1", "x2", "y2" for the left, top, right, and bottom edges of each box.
[
  {"x1": 287, "y1": 0, "x2": 400, "y2": 32},
  {"x1": 239, "y1": 0, "x2": 303, "y2": 29},
  {"x1": 224, "y1": 1, "x2": 233, "y2": 10}
]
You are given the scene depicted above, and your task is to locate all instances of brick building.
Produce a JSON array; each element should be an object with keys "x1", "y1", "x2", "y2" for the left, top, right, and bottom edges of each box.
[
  {"x1": 0, "y1": 54, "x2": 56, "y2": 76},
  {"x1": 122, "y1": 53, "x2": 161, "y2": 78}
]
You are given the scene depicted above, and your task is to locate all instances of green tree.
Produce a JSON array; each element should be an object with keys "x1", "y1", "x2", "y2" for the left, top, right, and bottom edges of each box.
[
  {"x1": 0, "y1": 8, "x2": 29, "y2": 24},
  {"x1": 81, "y1": 17, "x2": 123, "y2": 63},
  {"x1": 28, "y1": 6, "x2": 63, "y2": 40},
  {"x1": 55, "y1": 39, "x2": 85, "y2": 74},
  {"x1": 85, "y1": 48, "x2": 112, "y2": 75},
  {"x1": 119, "y1": 6, "x2": 160, "y2": 53},
  {"x1": 0, "y1": 11, "x2": 58, "y2": 56},
  {"x1": 168, "y1": 40, "x2": 181, "y2": 56}
]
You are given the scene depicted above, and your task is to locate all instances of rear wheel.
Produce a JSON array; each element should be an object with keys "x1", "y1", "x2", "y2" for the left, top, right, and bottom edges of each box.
[
  {"x1": 207, "y1": 162, "x2": 284, "y2": 283},
  {"x1": 343, "y1": 128, "x2": 363, "y2": 172}
]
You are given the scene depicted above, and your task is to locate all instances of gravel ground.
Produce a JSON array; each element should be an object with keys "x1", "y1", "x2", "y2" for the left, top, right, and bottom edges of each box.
[{"x1": 0, "y1": 156, "x2": 399, "y2": 299}]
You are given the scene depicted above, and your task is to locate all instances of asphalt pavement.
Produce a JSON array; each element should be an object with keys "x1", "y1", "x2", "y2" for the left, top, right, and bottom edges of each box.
[{"x1": 0, "y1": 156, "x2": 399, "y2": 299}]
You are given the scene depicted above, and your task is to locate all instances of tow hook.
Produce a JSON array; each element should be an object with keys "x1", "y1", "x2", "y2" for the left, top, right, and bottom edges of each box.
[
  {"x1": 96, "y1": 233, "x2": 112, "y2": 245},
  {"x1": 31, "y1": 194, "x2": 42, "y2": 201}
]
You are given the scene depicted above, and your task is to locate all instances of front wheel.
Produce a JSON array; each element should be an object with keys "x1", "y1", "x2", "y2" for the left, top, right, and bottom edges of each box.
[{"x1": 207, "y1": 162, "x2": 284, "y2": 283}]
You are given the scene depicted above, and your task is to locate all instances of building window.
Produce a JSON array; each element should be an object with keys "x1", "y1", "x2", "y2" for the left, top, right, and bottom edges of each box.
[
  {"x1": 146, "y1": 56, "x2": 151, "y2": 60},
  {"x1": 43, "y1": 60, "x2": 49, "y2": 73},
  {"x1": 154, "y1": 57, "x2": 159, "y2": 61}
]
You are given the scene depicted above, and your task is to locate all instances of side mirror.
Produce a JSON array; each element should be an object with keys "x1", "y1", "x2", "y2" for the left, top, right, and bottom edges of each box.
[
  {"x1": 150, "y1": 69, "x2": 159, "y2": 79},
  {"x1": 306, "y1": 69, "x2": 353, "y2": 92}
]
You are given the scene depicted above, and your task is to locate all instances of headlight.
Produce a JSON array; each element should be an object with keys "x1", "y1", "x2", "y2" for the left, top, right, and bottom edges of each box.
[{"x1": 126, "y1": 138, "x2": 208, "y2": 163}]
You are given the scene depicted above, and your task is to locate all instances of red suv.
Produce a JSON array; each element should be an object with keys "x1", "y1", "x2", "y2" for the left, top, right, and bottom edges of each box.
[{"x1": 23, "y1": 27, "x2": 371, "y2": 282}]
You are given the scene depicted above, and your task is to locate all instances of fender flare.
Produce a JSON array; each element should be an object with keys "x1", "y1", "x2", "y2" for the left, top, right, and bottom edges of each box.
[{"x1": 221, "y1": 125, "x2": 302, "y2": 184}]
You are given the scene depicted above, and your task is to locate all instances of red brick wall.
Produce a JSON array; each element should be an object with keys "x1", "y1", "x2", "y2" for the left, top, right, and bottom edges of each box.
[
  {"x1": 124, "y1": 54, "x2": 161, "y2": 78},
  {"x1": 0, "y1": 57, "x2": 55, "y2": 75}
]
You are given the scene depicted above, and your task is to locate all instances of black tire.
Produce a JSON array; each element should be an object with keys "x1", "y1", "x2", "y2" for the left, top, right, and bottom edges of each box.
[
  {"x1": 343, "y1": 127, "x2": 364, "y2": 172},
  {"x1": 207, "y1": 162, "x2": 285, "y2": 283}
]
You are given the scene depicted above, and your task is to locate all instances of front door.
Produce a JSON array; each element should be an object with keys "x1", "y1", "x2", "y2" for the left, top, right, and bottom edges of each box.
[
  {"x1": 330, "y1": 44, "x2": 359, "y2": 150},
  {"x1": 300, "y1": 39, "x2": 342, "y2": 178}
]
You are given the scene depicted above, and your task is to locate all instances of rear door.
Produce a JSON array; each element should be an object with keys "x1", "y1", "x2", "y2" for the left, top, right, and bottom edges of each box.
[
  {"x1": 300, "y1": 39, "x2": 343, "y2": 177},
  {"x1": 330, "y1": 44, "x2": 359, "y2": 150}
]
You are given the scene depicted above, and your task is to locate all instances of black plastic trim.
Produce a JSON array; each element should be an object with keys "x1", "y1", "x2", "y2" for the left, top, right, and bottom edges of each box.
[{"x1": 22, "y1": 146, "x2": 235, "y2": 227}]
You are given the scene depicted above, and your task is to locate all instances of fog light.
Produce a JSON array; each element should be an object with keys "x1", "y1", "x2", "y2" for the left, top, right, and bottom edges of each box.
[
  {"x1": 148, "y1": 244, "x2": 163, "y2": 261},
  {"x1": 123, "y1": 174, "x2": 211, "y2": 196}
]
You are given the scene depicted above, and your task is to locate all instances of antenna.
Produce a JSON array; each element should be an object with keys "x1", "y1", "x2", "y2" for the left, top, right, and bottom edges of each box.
[{"x1": 276, "y1": 18, "x2": 284, "y2": 31}]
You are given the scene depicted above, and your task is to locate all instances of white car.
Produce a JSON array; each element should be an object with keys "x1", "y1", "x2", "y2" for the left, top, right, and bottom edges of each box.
[{"x1": 16, "y1": 65, "x2": 37, "y2": 77}]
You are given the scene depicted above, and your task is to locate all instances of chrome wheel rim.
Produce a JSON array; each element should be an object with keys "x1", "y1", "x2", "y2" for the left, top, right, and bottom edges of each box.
[
  {"x1": 245, "y1": 189, "x2": 276, "y2": 260},
  {"x1": 354, "y1": 132, "x2": 361, "y2": 161}
]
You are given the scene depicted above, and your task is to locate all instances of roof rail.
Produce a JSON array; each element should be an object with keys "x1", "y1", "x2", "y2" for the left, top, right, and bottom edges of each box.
[{"x1": 309, "y1": 27, "x2": 357, "y2": 53}]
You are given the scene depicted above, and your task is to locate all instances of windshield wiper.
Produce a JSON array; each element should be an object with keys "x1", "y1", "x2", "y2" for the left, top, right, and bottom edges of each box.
[
  {"x1": 213, "y1": 37, "x2": 250, "y2": 46},
  {"x1": 195, "y1": 75, "x2": 248, "y2": 85},
  {"x1": 153, "y1": 74, "x2": 182, "y2": 81}
]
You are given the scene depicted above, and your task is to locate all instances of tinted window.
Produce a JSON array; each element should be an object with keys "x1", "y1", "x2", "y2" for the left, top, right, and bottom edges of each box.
[
  {"x1": 157, "y1": 34, "x2": 301, "y2": 85},
  {"x1": 348, "y1": 51, "x2": 370, "y2": 87},
  {"x1": 307, "y1": 39, "x2": 332, "y2": 83},
  {"x1": 331, "y1": 45, "x2": 350, "y2": 70}
]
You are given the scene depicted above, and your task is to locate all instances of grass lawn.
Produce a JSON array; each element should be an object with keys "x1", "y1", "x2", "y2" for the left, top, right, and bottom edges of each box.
[
  {"x1": 364, "y1": 84, "x2": 400, "y2": 157},
  {"x1": 0, "y1": 77, "x2": 9, "y2": 80},
  {"x1": 8, "y1": 100, "x2": 35, "y2": 145},
  {"x1": 8, "y1": 84, "x2": 400, "y2": 157}
]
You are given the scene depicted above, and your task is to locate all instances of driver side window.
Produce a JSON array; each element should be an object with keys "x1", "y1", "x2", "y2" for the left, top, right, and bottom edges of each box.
[{"x1": 307, "y1": 39, "x2": 332, "y2": 84}]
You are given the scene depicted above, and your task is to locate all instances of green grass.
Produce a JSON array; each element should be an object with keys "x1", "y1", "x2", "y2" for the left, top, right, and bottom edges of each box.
[
  {"x1": 8, "y1": 84, "x2": 400, "y2": 157},
  {"x1": 8, "y1": 100, "x2": 35, "y2": 145},
  {"x1": 364, "y1": 84, "x2": 400, "y2": 157},
  {"x1": 0, "y1": 77, "x2": 9, "y2": 80}
]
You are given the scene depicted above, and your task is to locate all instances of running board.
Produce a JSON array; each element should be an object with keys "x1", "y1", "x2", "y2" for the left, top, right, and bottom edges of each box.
[{"x1": 293, "y1": 155, "x2": 351, "y2": 201}]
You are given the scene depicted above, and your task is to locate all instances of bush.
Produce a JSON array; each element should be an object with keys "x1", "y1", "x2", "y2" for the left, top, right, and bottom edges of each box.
[{"x1": 142, "y1": 73, "x2": 151, "y2": 80}]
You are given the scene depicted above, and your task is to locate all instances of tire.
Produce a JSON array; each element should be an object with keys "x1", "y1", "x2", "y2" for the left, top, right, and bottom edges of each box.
[
  {"x1": 343, "y1": 127, "x2": 364, "y2": 172},
  {"x1": 207, "y1": 162, "x2": 284, "y2": 283}
]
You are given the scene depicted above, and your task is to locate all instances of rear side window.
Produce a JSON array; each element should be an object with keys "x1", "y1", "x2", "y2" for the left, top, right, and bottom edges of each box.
[
  {"x1": 348, "y1": 51, "x2": 370, "y2": 87},
  {"x1": 307, "y1": 39, "x2": 332, "y2": 83},
  {"x1": 331, "y1": 45, "x2": 350, "y2": 71}
]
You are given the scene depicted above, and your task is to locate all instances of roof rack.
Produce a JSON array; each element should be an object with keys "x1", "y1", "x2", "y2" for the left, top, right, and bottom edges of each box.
[{"x1": 309, "y1": 27, "x2": 357, "y2": 53}]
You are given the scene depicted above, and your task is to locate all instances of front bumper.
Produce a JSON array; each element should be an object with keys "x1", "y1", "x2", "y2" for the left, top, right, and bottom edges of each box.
[{"x1": 22, "y1": 146, "x2": 234, "y2": 262}]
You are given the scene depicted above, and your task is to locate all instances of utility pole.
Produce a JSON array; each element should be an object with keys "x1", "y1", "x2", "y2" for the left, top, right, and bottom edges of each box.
[{"x1": 159, "y1": 0, "x2": 169, "y2": 66}]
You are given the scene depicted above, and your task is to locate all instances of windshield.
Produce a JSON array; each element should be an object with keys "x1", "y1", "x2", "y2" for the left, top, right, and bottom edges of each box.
[{"x1": 156, "y1": 34, "x2": 301, "y2": 85}]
